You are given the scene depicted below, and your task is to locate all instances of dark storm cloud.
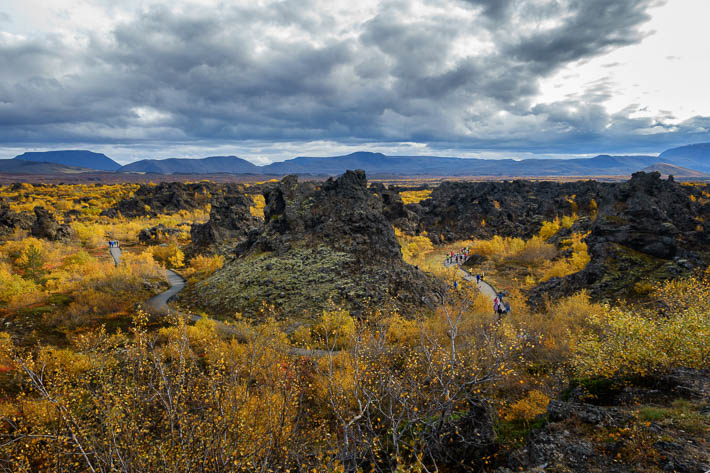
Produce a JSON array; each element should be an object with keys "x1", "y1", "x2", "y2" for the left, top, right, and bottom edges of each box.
[
  {"x1": 506, "y1": 0, "x2": 657, "y2": 72},
  {"x1": 0, "y1": 0, "x2": 705, "y2": 157}
]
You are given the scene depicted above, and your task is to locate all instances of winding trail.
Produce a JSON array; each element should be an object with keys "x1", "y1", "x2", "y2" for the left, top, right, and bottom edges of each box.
[
  {"x1": 444, "y1": 257, "x2": 508, "y2": 311},
  {"x1": 143, "y1": 269, "x2": 247, "y2": 340},
  {"x1": 144, "y1": 269, "x2": 186, "y2": 315},
  {"x1": 109, "y1": 246, "x2": 122, "y2": 266}
]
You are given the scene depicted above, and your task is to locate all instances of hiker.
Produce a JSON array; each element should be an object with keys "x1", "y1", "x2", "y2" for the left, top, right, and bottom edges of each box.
[
  {"x1": 499, "y1": 291, "x2": 504, "y2": 300},
  {"x1": 476, "y1": 274, "x2": 480, "y2": 283},
  {"x1": 493, "y1": 297, "x2": 499, "y2": 314},
  {"x1": 454, "y1": 280, "x2": 458, "y2": 290}
]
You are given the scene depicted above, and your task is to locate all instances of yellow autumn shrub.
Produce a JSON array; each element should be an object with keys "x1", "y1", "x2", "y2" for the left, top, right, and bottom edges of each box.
[
  {"x1": 249, "y1": 194, "x2": 266, "y2": 219},
  {"x1": 399, "y1": 189, "x2": 432, "y2": 204},
  {"x1": 573, "y1": 306, "x2": 710, "y2": 378},
  {"x1": 503, "y1": 390, "x2": 550, "y2": 422}
]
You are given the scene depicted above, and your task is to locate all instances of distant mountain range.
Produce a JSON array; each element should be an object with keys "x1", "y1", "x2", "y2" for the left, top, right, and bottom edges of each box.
[
  {"x1": 14, "y1": 150, "x2": 121, "y2": 171},
  {"x1": 2, "y1": 143, "x2": 709, "y2": 177}
]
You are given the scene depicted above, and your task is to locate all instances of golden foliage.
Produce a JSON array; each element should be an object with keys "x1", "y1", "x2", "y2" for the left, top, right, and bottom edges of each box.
[
  {"x1": 249, "y1": 194, "x2": 266, "y2": 219},
  {"x1": 148, "y1": 243, "x2": 185, "y2": 268},
  {"x1": 399, "y1": 189, "x2": 433, "y2": 204},
  {"x1": 573, "y1": 277, "x2": 710, "y2": 377},
  {"x1": 469, "y1": 235, "x2": 557, "y2": 265},
  {"x1": 183, "y1": 254, "x2": 224, "y2": 283},
  {"x1": 394, "y1": 227, "x2": 434, "y2": 265},
  {"x1": 503, "y1": 390, "x2": 550, "y2": 422},
  {"x1": 538, "y1": 217, "x2": 561, "y2": 240},
  {"x1": 539, "y1": 232, "x2": 590, "y2": 282}
]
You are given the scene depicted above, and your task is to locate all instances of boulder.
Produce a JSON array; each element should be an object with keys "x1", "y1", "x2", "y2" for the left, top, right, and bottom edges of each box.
[
  {"x1": 29, "y1": 207, "x2": 73, "y2": 241},
  {"x1": 0, "y1": 200, "x2": 34, "y2": 236}
]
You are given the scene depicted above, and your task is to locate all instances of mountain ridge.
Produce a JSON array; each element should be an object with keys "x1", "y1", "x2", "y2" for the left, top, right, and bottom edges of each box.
[
  {"x1": 14, "y1": 150, "x2": 121, "y2": 171},
  {"x1": 119, "y1": 155, "x2": 260, "y2": 174}
]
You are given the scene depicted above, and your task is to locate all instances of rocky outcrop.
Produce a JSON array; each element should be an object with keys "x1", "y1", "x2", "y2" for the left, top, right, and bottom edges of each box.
[
  {"x1": 30, "y1": 206, "x2": 73, "y2": 241},
  {"x1": 529, "y1": 172, "x2": 710, "y2": 305},
  {"x1": 0, "y1": 200, "x2": 34, "y2": 237},
  {"x1": 413, "y1": 180, "x2": 606, "y2": 243},
  {"x1": 425, "y1": 399, "x2": 498, "y2": 469},
  {"x1": 192, "y1": 171, "x2": 443, "y2": 318},
  {"x1": 502, "y1": 369, "x2": 710, "y2": 473},
  {"x1": 138, "y1": 224, "x2": 185, "y2": 245},
  {"x1": 370, "y1": 183, "x2": 419, "y2": 233},
  {"x1": 190, "y1": 184, "x2": 260, "y2": 249},
  {"x1": 101, "y1": 182, "x2": 215, "y2": 218}
]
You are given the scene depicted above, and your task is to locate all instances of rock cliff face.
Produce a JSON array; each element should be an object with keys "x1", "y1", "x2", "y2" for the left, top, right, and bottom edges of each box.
[
  {"x1": 190, "y1": 184, "x2": 259, "y2": 249},
  {"x1": 529, "y1": 172, "x2": 710, "y2": 304},
  {"x1": 370, "y1": 183, "x2": 419, "y2": 233},
  {"x1": 192, "y1": 171, "x2": 443, "y2": 318}
]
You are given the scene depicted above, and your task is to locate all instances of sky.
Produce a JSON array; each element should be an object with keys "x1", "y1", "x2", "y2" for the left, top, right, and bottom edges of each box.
[{"x1": 0, "y1": 0, "x2": 708, "y2": 165}]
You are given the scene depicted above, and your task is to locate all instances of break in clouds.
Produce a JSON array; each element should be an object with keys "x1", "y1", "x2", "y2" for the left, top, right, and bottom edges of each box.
[{"x1": 0, "y1": 0, "x2": 708, "y2": 160}]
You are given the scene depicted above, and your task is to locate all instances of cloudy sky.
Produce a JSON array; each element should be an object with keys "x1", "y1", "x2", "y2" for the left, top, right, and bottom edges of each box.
[{"x1": 0, "y1": 0, "x2": 708, "y2": 164}]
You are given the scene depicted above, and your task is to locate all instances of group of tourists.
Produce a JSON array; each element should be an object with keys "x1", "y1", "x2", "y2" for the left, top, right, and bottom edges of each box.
[
  {"x1": 108, "y1": 240, "x2": 120, "y2": 248},
  {"x1": 444, "y1": 246, "x2": 510, "y2": 316},
  {"x1": 445, "y1": 247, "x2": 471, "y2": 265}
]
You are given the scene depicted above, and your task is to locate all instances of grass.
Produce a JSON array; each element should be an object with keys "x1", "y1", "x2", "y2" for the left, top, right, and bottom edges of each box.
[
  {"x1": 638, "y1": 399, "x2": 710, "y2": 434},
  {"x1": 495, "y1": 416, "x2": 549, "y2": 448}
]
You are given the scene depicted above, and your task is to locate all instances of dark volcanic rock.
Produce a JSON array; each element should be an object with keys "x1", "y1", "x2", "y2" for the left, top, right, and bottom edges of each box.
[
  {"x1": 190, "y1": 184, "x2": 260, "y2": 248},
  {"x1": 425, "y1": 399, "x2": 498, "y2": 469},
  {"x1": 415, "y1": 180, "x2": 605, "y2": 242},
  {"x1": 101, "y1": 182, "x2": 215, "y2": 218},
  {"x1": 503, "y1": 370, "x2": 710, "y2": 473},
  {"x1": 194, "y1": 171, "x2": 443, "y2": 318},
  {"x1": 370, "y1": 183, "x2": 419, "y2": 233},
  {"x1": 138, "y1": 224, "x2": 185, "y2": 245},
  {"x1": 528, "y1": 172, "x2": 710, "y2": 306},
  {"x1": 30, "y1": 206, "x2": 73, "y2": 241},
  {"x1": 0, "y1": 200, "x2": 34, "y2": 237}
]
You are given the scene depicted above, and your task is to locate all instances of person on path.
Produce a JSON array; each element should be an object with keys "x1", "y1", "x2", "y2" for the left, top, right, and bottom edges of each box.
[
  {"x1": 454, "y1": 280, "x2": 458, "y2": 290},
  {"x1": 493, "y1": 296, "x2": 499, "y2": 314},
  {"x1": 476, "y1": 274, "x2": 480, "y2": 283}
]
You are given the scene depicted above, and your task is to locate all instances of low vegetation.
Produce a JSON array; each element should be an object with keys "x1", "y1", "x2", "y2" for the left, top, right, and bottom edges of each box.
[{"x1": 0, "y1": 182, "x2": 708, "y2": 472}]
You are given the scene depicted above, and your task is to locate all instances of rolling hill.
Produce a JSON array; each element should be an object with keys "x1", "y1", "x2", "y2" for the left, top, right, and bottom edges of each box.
[
  {"x1": 14, "y1": 150, "x2": 121, "y2": 171},
  {"x1": 641, "y1": 162, "x2": 710, "y2": 178},
  {"x1": 119, "y1": 156, "x2": 261, "y2": 174}
]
